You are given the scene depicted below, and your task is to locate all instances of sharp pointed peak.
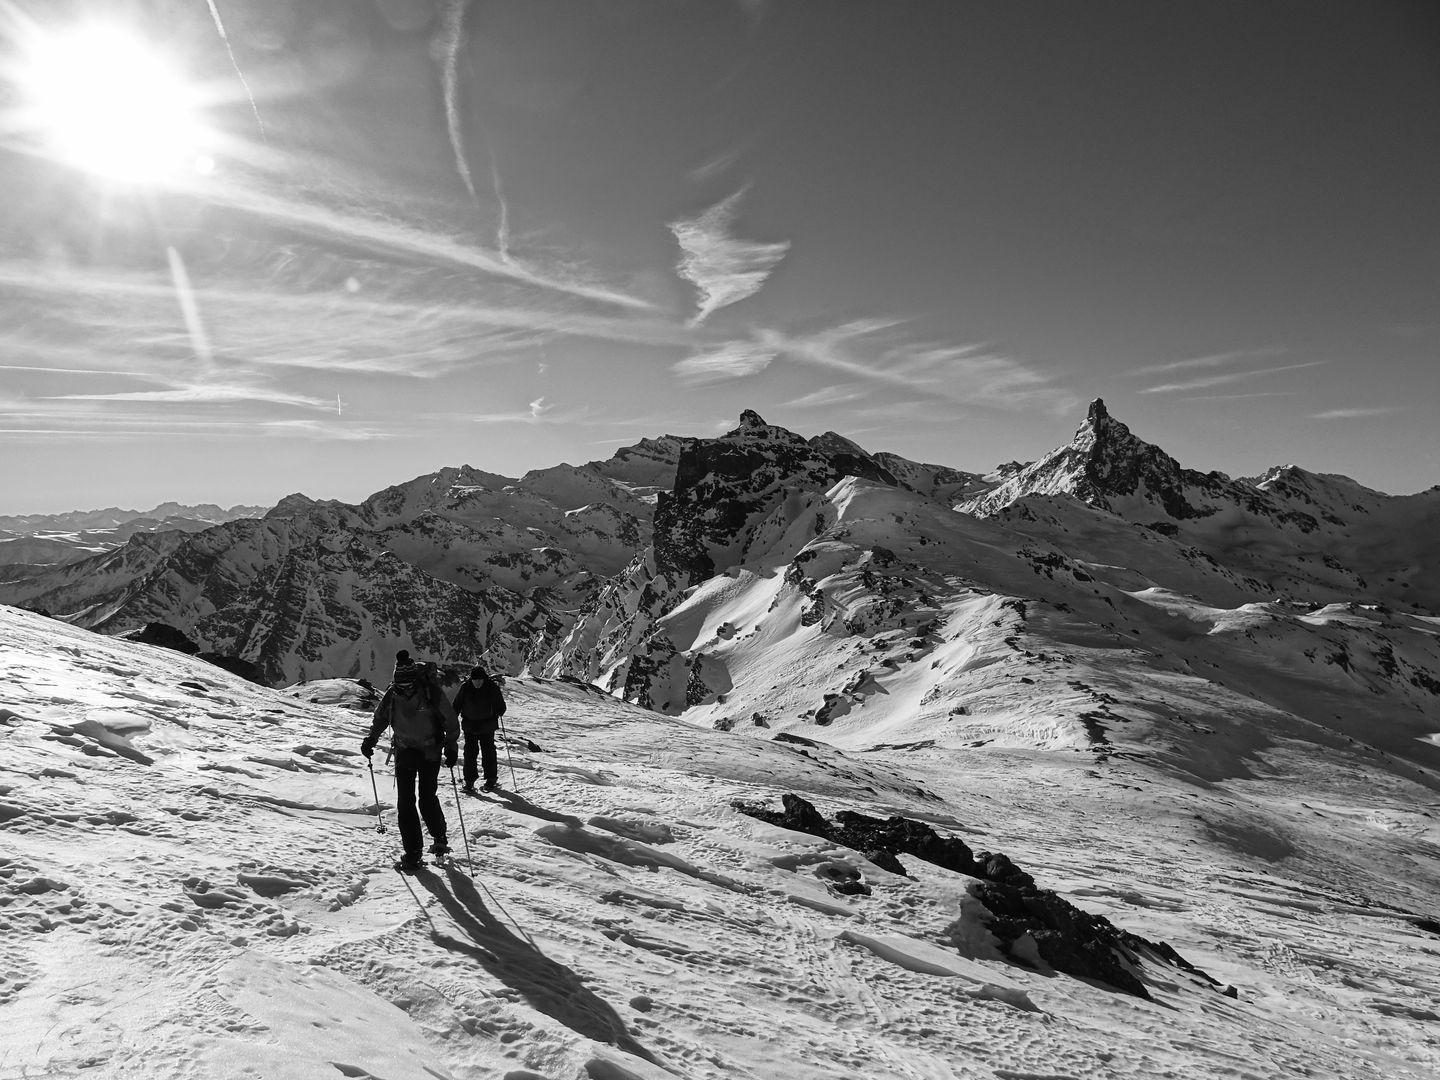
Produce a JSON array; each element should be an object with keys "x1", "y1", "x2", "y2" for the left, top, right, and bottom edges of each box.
[{"x1": 721, "y1": 409, "x2": 808, "y2": 445}]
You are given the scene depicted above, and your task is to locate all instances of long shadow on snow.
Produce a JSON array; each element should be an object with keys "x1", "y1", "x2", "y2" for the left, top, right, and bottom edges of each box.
[
  {"x1": 482, "y1": 789, "x2": 584, "y2": 829},
  {"x1": 416, "y1": 865, "x2": 658, "y2": 1065}
]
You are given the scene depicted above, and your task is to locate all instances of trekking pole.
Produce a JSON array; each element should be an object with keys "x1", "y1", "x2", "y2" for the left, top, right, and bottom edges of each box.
[
  {"x1": 367, "y1": 758, "x2": 387, "y2": 833},
  {"x1": 449, "y1": 767, "x2": 475, "y2": 868},
  {"x1": 498, "y1": 715, "x2": 518, "y2": 790},
  {"x1": 472, "y1": 874, "x2": 537, "y2": 949}
]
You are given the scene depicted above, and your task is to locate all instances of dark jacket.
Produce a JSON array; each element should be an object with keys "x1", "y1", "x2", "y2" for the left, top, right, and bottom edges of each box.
[
  {"x1": 453, "y1": 676, "x2": 507, "y2": 731},
  {"x1": 365, "y1": 661, "x2": 459, "y2": 762}
]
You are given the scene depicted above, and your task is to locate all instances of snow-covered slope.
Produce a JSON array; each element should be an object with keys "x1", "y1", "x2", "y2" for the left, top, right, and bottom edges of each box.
[
  {"x1": 3, "y1": 602, "x2": 1437, "y2": 1079},
  {"x1": 542, "y1": 411, "x2": 1440, "y2": 805},
  {"x1": 3, "y1": 401, "x2": 1437, "y2": 798}
]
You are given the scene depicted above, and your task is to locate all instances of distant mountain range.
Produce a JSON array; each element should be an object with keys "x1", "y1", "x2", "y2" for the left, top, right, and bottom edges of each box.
[
  {"x1": 0, "y1": 502, "x2": 268, "y2": 578},
  {"x1": 2, "y1": 401, "x2": 1437, "y2": 785}
]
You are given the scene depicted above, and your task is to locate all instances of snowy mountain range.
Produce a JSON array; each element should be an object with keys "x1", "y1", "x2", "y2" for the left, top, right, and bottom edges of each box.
[
  {"x1": 2, "y1": 402, "x2": 1437, "y2": 778},
  {"x1": 2, "y1": 402, "x2": 1438, "y2": 1077},
  {"x1": 0, "y1": 502, "x2": 267, "y2": 578}
]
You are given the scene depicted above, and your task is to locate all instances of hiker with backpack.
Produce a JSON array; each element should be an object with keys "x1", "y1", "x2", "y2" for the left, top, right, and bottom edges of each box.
[
  {"x1": 361, "y1": 650, "x2": 459, "y2": 872},
  {"x1": 452, "y1": 665, "x2": 507, "y2": 794}
]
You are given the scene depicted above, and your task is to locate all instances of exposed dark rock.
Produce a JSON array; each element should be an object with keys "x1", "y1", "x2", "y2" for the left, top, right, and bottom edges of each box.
[
  {"x1": 654, "y1": 410, "x2": 900, "y2": 585},
  {"x1": 198, "y1": 653, "x2": 265, "y2": 684},
  {"x1": 772, "y1": 732, "x2": 821, "y2": 748},
  {"x1": 972, "y1": 850, "x2": 1036, "y2": 890},
  {"x1": 734, "y1": 793, "x2": 1219, "y2": 999},
  {"x1": 118, "y1": 622, "x2": 201, "y2": 655},
  {"x1": 833, "y1": 809, "x2": 981, "y2": 878}
]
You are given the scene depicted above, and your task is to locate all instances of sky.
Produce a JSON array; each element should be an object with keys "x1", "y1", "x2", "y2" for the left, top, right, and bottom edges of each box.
[{"x1": 1, "y1": 0, "x2": 1437, "y2": 514}]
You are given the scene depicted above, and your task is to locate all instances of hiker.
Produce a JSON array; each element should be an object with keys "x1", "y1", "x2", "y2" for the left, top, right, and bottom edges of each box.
[
  {"x1": 452, "y1": 664, "x2": 507, "y2": 794},
  {"x1": 361, "y1": 650, "x2": 459, "y2": 872}
]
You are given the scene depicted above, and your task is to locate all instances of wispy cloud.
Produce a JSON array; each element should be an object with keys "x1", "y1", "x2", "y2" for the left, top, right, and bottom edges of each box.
[
  {"x1": 1139, "y1": 361, "x2": 1326, "y2": 395},
  {"x1": 208, "y1": 179, "x2": 650, "y2": 311},
  {"x1": 689, "y1": 145, "x2": 747, "y2": 184},
  {"x1": 260, "y1": 419, "x2": 395, "y2": 440},
  {"x1": 1310, "y1": 406, "x2": 1404, "y2": 420},
  {"x1": 462, "y1": 399, "x2": 594, "y2": 426},
  {"x1": 1177, "y1": 391, "x2": 1299, "y2": 402},
  {"x1": 0, "y1": 417, "x2": 389, "y2": 442},
  {"x1": 0, "y1": 364, "x2": 170, "y2": 380},
  {"x1": 782, "y1": 383, "x2": 867, "y2": 409},
  {"x1": 1129, "y1": 347, "x2": 1286, "y2": 376},
  {"x1": 670, "y1": 188, "x2": 790, "y2": 325},
  {"x1": 672, "y1": 341, "x2": 776, "y2": 385},
  {"x1": 750, "y1": 321, "x2": 1077, "y2": 414},
  {"x1": 44, "y1": 385, "x2": 334, "y2": 409},
  {"x1": 439, "y1": 0, "x2": 479, "y2": 206},
  {"x1": 0, "y1": 260, "x2": 688, "y2": 391}
]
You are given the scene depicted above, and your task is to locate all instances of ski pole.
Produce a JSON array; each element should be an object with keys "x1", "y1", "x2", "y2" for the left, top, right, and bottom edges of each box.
[
  {"x1": 367, "y1": 758, "x2": 387, "y2": 833},
  {"x1": 498, "y1": 714, "x2": 518, "y2": 790},
  {"x1": 449, "y1": 767, "x2": 475, "y2": 868}
]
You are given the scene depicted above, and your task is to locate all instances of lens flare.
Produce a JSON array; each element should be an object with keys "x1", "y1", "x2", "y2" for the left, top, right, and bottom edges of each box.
[{"x1": 19, "y1": 23, "x2": 212, "y2": 184}]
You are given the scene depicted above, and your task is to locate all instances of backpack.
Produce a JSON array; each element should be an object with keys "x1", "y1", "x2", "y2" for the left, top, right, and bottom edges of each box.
[
  {"x1": 386, "y1": 661, "x2": 456, "y2": 752},
  {"x1": 388, "y1": 683, "x2": 439, "y2": 752}
]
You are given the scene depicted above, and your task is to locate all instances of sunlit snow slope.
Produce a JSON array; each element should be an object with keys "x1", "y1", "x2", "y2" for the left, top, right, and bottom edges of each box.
[{"x1": 3, "y1": 604, "x2": 1438, "y2": 1079}]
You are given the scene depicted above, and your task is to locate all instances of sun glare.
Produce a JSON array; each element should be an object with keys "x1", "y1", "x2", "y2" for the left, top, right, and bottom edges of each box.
[{"x1": 19, "y1": 23, "x2": 213, "y2": 184}]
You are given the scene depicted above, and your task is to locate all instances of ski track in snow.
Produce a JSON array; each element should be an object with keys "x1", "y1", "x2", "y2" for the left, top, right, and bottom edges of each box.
[{"x1": 2, "y1": 605, "x2": 1438, "y2": 1079}]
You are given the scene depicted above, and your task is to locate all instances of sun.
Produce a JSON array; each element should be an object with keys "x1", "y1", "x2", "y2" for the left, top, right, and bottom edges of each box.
[{"x1": 16, "y1": 22, "x2": 214, "y2": 185}]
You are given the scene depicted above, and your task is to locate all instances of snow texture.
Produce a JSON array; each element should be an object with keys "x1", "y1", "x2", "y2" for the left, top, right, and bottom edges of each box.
[{"x1": 2, "y1": 601, "x2": 1438, "y2": 1079}]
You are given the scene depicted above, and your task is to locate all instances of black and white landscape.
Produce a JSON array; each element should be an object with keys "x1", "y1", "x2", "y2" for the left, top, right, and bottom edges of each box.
[
  {"x1": 4, "y1": 3, "x2": 1438, "y2": 1076},
  {"x1": 3, "y1": 402, "x2": 1438, "y2": 1078}
]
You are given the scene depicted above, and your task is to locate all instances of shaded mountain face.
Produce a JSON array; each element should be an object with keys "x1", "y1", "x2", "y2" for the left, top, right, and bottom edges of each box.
[
  {"x1": 0, "y1": 442, "x2": 685, "y2": 686},
  {"x1": 653, "y1": 410, "x2": 902, "y2": 585}
]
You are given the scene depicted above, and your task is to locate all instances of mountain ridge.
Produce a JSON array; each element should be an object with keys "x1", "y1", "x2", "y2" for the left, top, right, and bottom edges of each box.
[{"x1": 0, "y1": 403, "x2": 1435, "y2": 795}]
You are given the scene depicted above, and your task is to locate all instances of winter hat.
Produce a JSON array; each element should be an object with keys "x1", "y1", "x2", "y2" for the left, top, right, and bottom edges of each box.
[
  {"x1": 395, "y1": 649, "x2": 412, "y2": 667},
  {"x1": 470, "y1": 665, "x2": 488, "y2": 680}
]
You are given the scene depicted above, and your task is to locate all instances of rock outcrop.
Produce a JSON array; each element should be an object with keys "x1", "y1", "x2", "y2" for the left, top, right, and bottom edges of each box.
[{"x1": 737, "y1": 793, "x2": 1220, "y2": 999}]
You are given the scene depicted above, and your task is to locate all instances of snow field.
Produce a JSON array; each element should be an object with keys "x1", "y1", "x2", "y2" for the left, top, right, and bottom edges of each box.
[{"x1": 2, "y1": 603, "x2": 1439, "y2": 1078}]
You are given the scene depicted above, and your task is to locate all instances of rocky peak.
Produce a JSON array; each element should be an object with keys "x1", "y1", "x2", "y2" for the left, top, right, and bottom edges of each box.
[
  {"x1": 266, "y1": 493, "x2": 316, "y2": 519},
  {"x1": 809, "y1": 431, "x2": 870, "y2": 458},
  {"x1": 737, "y1": 408, "x2": 767, "y2": 429},
  {"x1": 960, "y1": 400, "x2": 1217, "y2": 520},
  {"x1": 722, "y1": 410, "x2": 809, "y2": 447},
  {"x1": 656, "y1": 416, "x2": 899, "y2": 583}
]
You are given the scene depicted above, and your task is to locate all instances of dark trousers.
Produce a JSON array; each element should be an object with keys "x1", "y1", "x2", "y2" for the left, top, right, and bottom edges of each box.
[
  {"x1": 462, "y1": 721, "x2": 497, "y2": 787},
  {"x1": 394, "y1": 749, "x2": 446, "y2": 858}
]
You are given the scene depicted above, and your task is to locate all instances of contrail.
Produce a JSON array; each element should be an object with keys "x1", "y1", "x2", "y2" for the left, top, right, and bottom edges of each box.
[
  {"x1": 488, "y1": 149, "x2": 511, "y2": 262},
  {"x1": 441, "y1": 0, "x2": 479, "y2": 204},
  {"x1": 443, "y1": 0, "x2": 513, "y2": 262},
  {"x1": 204, "y1": 0, "x2": 266, "y2": 141},
  {"x1": 166, "y1": 246, "x2": 214, "y2": 367}
]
